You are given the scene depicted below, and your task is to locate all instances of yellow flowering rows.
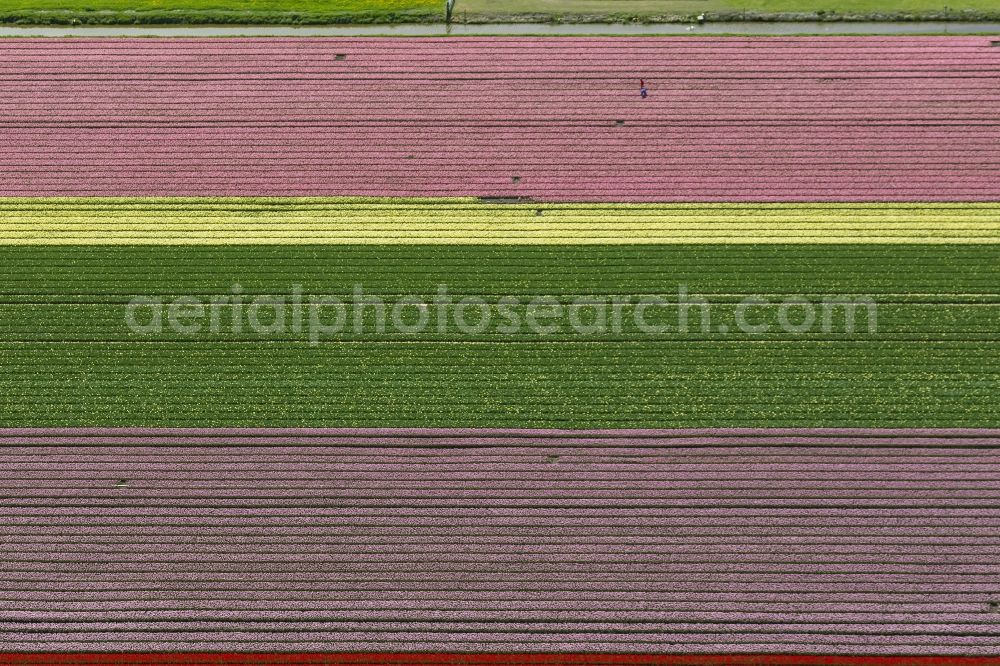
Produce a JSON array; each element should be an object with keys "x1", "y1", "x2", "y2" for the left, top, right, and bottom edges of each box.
[{"x1": 1, "y1": 198, "x2": 999, "y2": 244}]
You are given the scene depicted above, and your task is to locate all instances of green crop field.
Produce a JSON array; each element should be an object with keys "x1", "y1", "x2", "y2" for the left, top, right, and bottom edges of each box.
[{"x1": 0, "y1": 244, "x2": 995, "y2": 427}]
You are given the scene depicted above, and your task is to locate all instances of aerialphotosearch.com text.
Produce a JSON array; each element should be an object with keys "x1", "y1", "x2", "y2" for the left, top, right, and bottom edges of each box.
[{"x1": 125, "y1": 284, "x2": 878, "y2": 345}]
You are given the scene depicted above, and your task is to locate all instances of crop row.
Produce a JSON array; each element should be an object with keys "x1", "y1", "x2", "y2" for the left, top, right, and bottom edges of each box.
[
  {"x1": 0, "y1": 303, "x2": 988, "y2": 342},
  {"x1": 7, "y1": 424, "x2": 996, "y2": 653},
  {"x1": 13, "y1": 405, "x2": 999, "y2": 641},
  {"x1": 2, "y1": 38, "x2": 997, "y2": 200},
  {"x1": 0, "y1": 200, "x2": 997, "y2": 244},
  {"x1": 5, "y1": 181, "x2": 995, "y2": 201},
  {"x1": 0, "y1": 245, "x2": 993, "y2": 295},
  {"x1": 0, "y1": 239, "x2": 989, "y2": 426},
  {"x1": 7, "y1": 198, "x2": 1000, "y2": 209},
  {"x1": 0, "y1": 341, "x2": 996, "y2": 427}
]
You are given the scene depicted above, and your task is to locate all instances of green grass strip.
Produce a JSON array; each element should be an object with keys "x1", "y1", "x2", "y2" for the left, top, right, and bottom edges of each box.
[{"x1": 0, "y1": 0, "x2": 442, "y2": 25}]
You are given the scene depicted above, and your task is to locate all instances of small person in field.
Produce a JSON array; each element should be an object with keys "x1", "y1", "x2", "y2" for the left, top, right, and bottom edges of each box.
[{"x1": 640, "y1": 79, "x2": 649, "y2": 98}]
